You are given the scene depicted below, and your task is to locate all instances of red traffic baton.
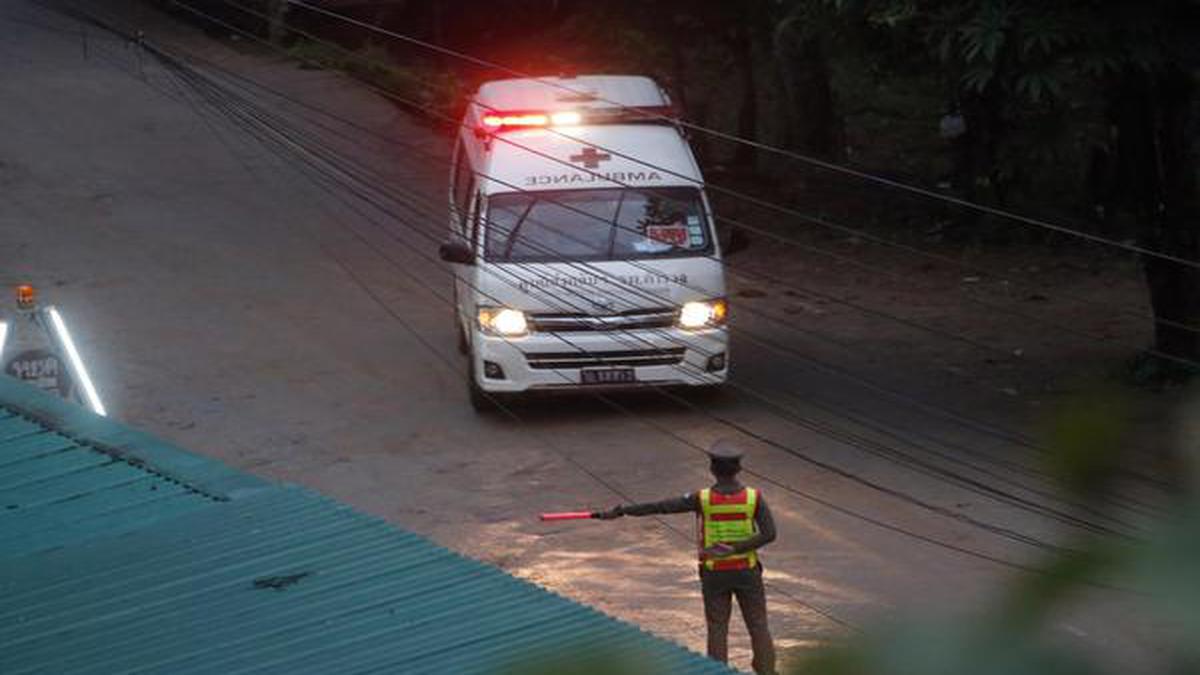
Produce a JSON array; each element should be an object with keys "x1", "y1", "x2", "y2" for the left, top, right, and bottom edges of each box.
[{"x1": 539, "y1": 511, "x2": 597, "y2": 521}]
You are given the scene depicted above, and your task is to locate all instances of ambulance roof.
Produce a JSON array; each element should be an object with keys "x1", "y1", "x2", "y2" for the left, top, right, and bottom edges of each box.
[
  {"x1": 473, "y1": 75, "x2": 669, "y2": 114},
  {"x1": 479, "y1": 124, "x2": 702, "y2": 195}
]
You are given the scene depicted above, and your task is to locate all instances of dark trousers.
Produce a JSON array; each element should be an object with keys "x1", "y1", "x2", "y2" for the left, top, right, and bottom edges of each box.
[{"x1": 700, "y1": 565, "x2": 776, "y2": 674}]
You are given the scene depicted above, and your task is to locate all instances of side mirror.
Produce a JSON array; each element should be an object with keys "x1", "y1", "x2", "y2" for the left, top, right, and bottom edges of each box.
[{"x1": 439, "y1": 240, "x2": 474, "y2": 265}]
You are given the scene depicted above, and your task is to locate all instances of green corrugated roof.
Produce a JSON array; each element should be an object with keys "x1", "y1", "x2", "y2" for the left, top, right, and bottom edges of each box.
[{"x1": 0, "y1": 376, "x2": 731, "y2": 674}]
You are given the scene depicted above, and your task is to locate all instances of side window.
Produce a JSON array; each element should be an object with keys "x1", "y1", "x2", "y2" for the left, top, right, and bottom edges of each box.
[
  {"x1": 452, "y1": 145, "x2": 473, "y2": 235},
  {"x1": 470, "y1": 192, "x2": 485, "y2": 252},
  {"x1": 458, "y1": 175, "x2": 476, "y2": 236}
]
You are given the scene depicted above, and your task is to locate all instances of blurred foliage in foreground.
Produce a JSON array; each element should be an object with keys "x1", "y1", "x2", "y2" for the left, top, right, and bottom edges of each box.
[
  {"x1": 791, "y1": 387, "x2": 1200, "y2": 674},
  {"x1": 497, "y1": 388, "x2": 1197, "y2": 673}
]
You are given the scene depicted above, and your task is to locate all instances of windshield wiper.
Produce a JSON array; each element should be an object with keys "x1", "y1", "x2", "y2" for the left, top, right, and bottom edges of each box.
[
  {"x1": 502, "y1": 198, "x2": 538, "y2": 260},
  {"x1": 607, "y1": 189, "x2": 627, "y2": 258}
]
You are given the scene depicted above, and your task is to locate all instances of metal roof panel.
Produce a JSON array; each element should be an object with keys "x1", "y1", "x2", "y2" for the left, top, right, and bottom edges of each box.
[{"x1": 0, "y1": 376, "x2": 730, "y2": 674}]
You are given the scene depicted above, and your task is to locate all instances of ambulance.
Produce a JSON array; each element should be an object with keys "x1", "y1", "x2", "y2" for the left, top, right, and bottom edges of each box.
[{"x1": 441, "y1": 75, "x2": 728, "y2": 409}]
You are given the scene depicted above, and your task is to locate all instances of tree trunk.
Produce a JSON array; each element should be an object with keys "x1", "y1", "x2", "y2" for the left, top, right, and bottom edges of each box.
[
  {"x1": 959, "y1": 87, "x2": 1005, "y2": 205},
  {"x1": 265, "y1": 0, "x2": 287, "y2": 45},
  {"x1": 950, "y1": 89, "x2": 1004, "y2": 238},
  {"x1": 1136, "y1": 66, "x2": 1200, "y2": 366},
  {"x1": 789, "y1": 38, "x2": 841, "y2": 160},
  {"x1": 732, "y1": 23, "x2": 758, "y2": 168},
  {"x1": 667, "y1": 14, "x2": 690, "y2": 120}
]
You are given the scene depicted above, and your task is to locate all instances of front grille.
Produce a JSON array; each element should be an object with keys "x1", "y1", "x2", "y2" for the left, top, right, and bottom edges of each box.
[
  {"x1": 529, "y1": 308, "x2": 676, "y2": 333},
  {"x1": 526, "y1": 347, "x2": 686, "y2": 370}
]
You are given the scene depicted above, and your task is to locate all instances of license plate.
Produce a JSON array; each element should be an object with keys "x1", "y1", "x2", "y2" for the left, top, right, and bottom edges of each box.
[{"x1": 581, "y1": 368, "x2": 636, "y2": 385}]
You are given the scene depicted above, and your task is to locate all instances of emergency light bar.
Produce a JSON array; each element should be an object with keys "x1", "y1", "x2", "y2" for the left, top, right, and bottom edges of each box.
[
  {"x1": 481, "y1": 110, "x2": 581, "y2": 130},
  {"x1": 478, "y1": 105, "x2": 675, "y2": 133}
]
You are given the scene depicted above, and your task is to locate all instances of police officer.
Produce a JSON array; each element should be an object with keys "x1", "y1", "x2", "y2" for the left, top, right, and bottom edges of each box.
[{"x1": 597, "y1": 439, "x2": 777, "y2": 674}]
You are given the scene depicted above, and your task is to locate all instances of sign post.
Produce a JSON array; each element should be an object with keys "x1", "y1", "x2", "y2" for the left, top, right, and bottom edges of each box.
[{"x1": 0, "y1": 285, "x2": 106, "y2": 416}]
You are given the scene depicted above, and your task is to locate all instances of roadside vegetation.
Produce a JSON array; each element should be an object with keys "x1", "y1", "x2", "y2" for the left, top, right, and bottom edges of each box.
[
  {"x1": 788, "y1": 388, "x2": 1200, "y2": 673},
  {"x1": 171, "y1": 0, "x2": 1199, "y2": 379}
]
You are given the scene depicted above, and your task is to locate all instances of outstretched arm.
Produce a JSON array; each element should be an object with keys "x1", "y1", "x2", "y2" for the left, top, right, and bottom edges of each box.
[{"x1": 596, "y1": 493, "x2": 698, "y2": 518}]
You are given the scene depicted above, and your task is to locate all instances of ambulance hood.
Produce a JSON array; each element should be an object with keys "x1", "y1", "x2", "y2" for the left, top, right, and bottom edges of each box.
[
  {"x1": 474, "y1": 257, "x2": 725, "y2": 314},
  {"x1": 480, "y1": 124, "x2": 702, "y2": 195}
]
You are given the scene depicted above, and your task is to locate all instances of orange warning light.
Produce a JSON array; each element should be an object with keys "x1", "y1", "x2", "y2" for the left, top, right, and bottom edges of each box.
[{"x1": 16, "y1": 285, "x2": 35, "y2": 309}]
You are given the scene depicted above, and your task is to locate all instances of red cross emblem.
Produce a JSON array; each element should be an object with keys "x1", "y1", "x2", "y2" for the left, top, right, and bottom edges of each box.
[{"x1": 569, "y1": 147, "x2": 612, "y2": 169}]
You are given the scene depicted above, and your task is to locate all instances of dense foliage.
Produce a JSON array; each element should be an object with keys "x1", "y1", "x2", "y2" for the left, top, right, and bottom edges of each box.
[{"x1": 192, "y1": 0, "x2": 1200, "y2": 363}]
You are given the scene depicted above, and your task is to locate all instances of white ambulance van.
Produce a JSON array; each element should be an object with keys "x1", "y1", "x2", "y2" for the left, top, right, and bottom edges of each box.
[{"x1": 440, "y1": 75, "x2": 728, "y2": 409}]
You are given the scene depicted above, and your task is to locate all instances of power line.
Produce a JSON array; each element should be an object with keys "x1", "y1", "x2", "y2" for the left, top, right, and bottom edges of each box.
[
  {"x1": 272, "y1": 127, "x2": 1137, "y2": 588},
  {"x1": 154, "y1": 35, "x2": 858, "y2": 625},
  {"x1": 142, "y1": 17, "x2": 1161, "y2": 540},
  {"x1": 49, "y1": 0, "x2": 1141, "y2": 637},
  {"x1": 321, "y1": 247, "x2": 860, "y2": 634},
  {"x1": 180, "y1": 0, "x2": 1200, "y2": 341},
  {"x1": 283, "y1": 0, "x2": 1200, "y2": 271},
  {"x1": 210, "y1": 0, "x2": 1200, "y2": 376},
  {"x1": 51, "y1": 0, "x2": 1147, "y2": 600},
  {"x1": 289, "y1": 126, "x2": 1051, "y2": 573},
  {"x1": 168, "y1": 0, "x2": 1200, "y2": 404},
  {"x1": 158, "y1": 2, "x2": 1198, "y2": 527},
  {"x1": 40, "y1": 0, "x2": 1200, "y2": 421},
  {"x1": 161, "y1": 0, "x2": 1171, "y2": 518},
  {"x1": 154, "y1": 37, "x2": 1119, "y2": 555},
  {"x1": 53, "y1": 8, "x2": 854, "y2": 630}
]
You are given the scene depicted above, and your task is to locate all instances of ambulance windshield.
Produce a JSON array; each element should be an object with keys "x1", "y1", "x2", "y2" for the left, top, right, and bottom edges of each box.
[{"x1": 483, "y1": 187, "x2": 710, "y2": 263}]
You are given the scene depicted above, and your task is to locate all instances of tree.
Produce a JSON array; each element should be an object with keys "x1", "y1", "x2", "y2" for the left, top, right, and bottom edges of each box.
[
  {"x1": 773, "y1": 0, "x2": 847, "y2": 162},
  {"x1": 791, "y1": 389, "x2": 1200, "y2": 673},
  {"x1": 1092, "y1": 2, "x2": 1200, "y2": 370},
  {"x1": 831, "y1": 0, "x2": 1200, "y2": 366}
]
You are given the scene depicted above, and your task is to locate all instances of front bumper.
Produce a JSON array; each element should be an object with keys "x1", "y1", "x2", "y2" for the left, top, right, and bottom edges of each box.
[{"x1": 472, "y1": 327, "x2": 729, "y2": 393}]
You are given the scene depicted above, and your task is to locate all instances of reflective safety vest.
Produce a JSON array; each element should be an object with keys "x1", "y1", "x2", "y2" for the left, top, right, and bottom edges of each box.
[{"x1": 698, "y1": 487, "x2": 759, "y2": 571}]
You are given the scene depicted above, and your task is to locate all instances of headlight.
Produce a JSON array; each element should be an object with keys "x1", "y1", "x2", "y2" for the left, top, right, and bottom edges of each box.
[
  {"x1": 477, "y1": 307, "x2": 529, "y2": 337},
  {"x1": 677, "y1": 299, "x2": 728, "y2": 330}
]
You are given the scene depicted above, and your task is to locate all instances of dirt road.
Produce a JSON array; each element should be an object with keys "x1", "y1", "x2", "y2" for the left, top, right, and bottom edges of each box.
[{"x1": 0, "y1": 2, "x2": 1181, "y2": 671}]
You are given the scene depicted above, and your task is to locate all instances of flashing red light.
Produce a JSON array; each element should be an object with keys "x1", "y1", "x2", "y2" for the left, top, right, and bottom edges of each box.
[
  {"x1": 483, "y1": 113, "x2": 549, "y2": 128},
  {"x1": 481, "y1": 111, "x2": 581, "y2": 130}
]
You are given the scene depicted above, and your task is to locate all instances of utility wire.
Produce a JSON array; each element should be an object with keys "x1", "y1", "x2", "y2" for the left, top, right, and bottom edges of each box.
[
  {"x1": 257, "y1": 111, "x2": 1137, "y2": 540},
  {"x1": 286, "y1": 144, "x2": 1056, "y2": 575},
  {"x1": 152, "y1": 36, "x2": 1123, "y2": 556},
  {"x1": 322, "y1": 246, "x2": 859, "y2": 633},
  {"x1": 271, "y1": 105, "x2": 1049, "y2": 574},
  {"x1": 204, "y1": 0, "x2": 1200, "y2": 341},
  {"x1": 145, "y1": 27, "x2": 859, "y2": 625},
  {"x1": 169, "y1": 1, "x2": 1200, "y2": 526},
  {"x1": 140, "y1": 7, "x2": 1161, "y2": 538},
  {"x1": 250, "y1": 108, "x2": 1135, "y2": 589},
  {"x1": 210, "y1": 0, "x2": 1200, "y2": 375},
  {"x1": 51, "y1": 0, "x2": 1147, "y2": 598},
  {"x1": 45, "y1": 5, "x2": 854, "y2": 632},
  {"x1": 164, "y1": 27, "x2": 1147, "y2": 598},
  {"x1": 130, "y1": 40, "x2": 1058, "y2": 452},
  {"x1": 189, "y1": 57, "x2": 1123, "y2": 535},
  {"x1": 283, "y1": 0, "x2": 1200, "y2": 271},
  {"x1": 177, "y1": 0, "x2": 1200, "y2": 429},
  {"x1": 53, "y1": 0, "x2": 1142, "y2": 636},
  {"x1": 164, "y1": 0, "x2": 1166, "y2": 521}
]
